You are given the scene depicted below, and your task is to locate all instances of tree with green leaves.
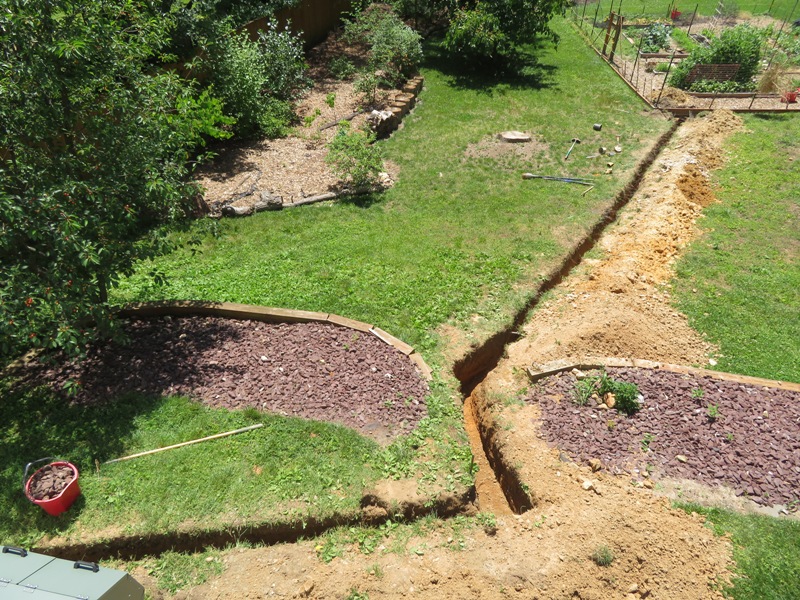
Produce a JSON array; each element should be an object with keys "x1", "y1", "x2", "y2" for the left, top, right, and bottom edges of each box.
[
  {"x1": 0, "y1": 0, "x2": 232, "y2": 361},
  {"x1": 443, "y1": 0, "x2": 570, "y2": 63}
]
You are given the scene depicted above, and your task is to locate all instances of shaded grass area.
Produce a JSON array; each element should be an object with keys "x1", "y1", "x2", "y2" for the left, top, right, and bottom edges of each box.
[
  {"x1": 0, "y1": 381, "x2": 380, "y2": 546},
  {"x1": 672, "y1": 113, "x2": 800, "y2": 383},
  {"x1": 115, "y1": 19, "x2": 667, "y2": 358},
  {"x1": 677, "y1": 503, "x2": 800, "y2": 600}
]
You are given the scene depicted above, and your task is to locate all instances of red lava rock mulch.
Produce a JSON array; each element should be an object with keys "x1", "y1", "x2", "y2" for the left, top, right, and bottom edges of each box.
[
  {"x1": 27, "y1": 464, "x2": 76, "y2": 501},
  {"x1": 34, "y1": 317, "x2": 429, "y2": 443},
  {"x1": 530, "y1": 367, "x2": 800, "y2": 508}
]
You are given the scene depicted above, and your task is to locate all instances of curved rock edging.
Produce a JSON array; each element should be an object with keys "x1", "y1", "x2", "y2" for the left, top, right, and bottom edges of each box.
[
  {"x1": 526, "y1": 357, "x2": 800, "y2": 393},
  {"x1": 116, "y1": 300, "x2": 432, "y2": 381}
]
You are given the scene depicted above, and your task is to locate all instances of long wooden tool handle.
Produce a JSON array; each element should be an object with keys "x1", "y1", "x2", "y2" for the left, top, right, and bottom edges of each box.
[{"x1": 103, "y1": 423, "x2": 264, "y2": 464}]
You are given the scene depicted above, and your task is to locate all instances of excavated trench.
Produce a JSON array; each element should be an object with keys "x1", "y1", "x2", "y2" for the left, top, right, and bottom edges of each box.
[{"x1": 455, "y1": 119, "x2": 683, "y2": 514}]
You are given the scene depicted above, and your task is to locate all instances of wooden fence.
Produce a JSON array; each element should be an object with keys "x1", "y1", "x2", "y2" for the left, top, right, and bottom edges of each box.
[{"x1": 244, "y1": 0, "x2": 353, "y2": 47}]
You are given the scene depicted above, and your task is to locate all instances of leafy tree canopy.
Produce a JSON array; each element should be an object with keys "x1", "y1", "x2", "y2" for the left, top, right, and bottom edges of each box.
[{"x1": 0, "y1": 0, "x2": 232, "y2": 361}]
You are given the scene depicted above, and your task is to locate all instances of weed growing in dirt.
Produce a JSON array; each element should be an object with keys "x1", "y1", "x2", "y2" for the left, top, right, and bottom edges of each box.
[
  {"x1": 641, "y1": 432, "x2": 655, "y2": 453},
  {"x1": 691, "y1": 387, "x2": 705, "y2": 400},
  {"x1": 476, "y1": 512, "x2": 498, "y2": 535},
  {"x1": 346, "y1": 588, "x2": 370, "y2": 600},
  {"x1": 707, "y1": 404, "x2": 720, "y2": 421},
  {"x1": 367, "y1": 563, "x2": 384, "y2": 578},
  {"x1": 591, "y1": 545, "x2": 615, "y2": 566},
  {"x1": 329, "y1": 56, "x2": 357, "y2": 80}
]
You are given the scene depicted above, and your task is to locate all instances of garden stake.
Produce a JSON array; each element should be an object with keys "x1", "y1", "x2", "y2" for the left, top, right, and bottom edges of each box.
[{"x1": 564, "y1": 138, "x2": 581, "y2": 160}]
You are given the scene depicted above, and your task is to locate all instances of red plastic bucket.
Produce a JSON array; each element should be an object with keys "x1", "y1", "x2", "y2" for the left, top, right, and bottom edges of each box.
[
  {"x1": 23, "y1": 458, "x2": 81, "y2": 516},
  {"x1": 781, "y1": 91, "x2": 798, "y2": 103}
]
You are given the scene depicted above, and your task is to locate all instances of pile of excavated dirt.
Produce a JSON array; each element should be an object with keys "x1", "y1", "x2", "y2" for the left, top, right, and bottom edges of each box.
[{"x1": 492, "y1": 110, "x2": 743, "y2": 376}]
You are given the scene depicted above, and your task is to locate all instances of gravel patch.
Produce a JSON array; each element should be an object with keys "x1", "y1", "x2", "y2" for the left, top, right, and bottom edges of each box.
[
  {"x1": 530, "y1": 367, "x2": 800, "y2": 508},
  {"x1": 33, "y1": 317, "x2": 429, "y2": 443}
]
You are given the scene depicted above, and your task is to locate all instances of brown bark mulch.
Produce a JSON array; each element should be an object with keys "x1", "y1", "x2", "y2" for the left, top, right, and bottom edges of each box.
[{"x1": 530, "y1": 367, "x2": 800, "y2": 508}]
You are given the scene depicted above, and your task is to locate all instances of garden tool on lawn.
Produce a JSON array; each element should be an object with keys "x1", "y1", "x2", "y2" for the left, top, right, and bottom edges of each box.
[
  {"x1": 522, "y1": 173, "x2": 593, "y2": 185},
  {"x1": 564, "y1": 137, "x2": 581, "y2": 160}
]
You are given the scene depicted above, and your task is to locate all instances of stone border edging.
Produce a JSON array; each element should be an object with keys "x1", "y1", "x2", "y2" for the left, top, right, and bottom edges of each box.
[
  {"x1": 527, "y1": 357, "x2": 800, "y2": 393},
  {"x1": 116, "y1": 300, "x2": 433, "y2": 380}
]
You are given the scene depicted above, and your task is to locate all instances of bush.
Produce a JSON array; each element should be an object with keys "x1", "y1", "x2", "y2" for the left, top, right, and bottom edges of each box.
[
  {"x1": 597, "y1": 374, "x2": 641, "y2": 415},
  {"x1": 344, "y1": 5, "x2": 422, "y2": 87},
  {"x1": 571, "y1": 371, "x2": 642, "y2": 415},
  {"x1": 329, "y1": 56, "x2": 357, "y2": 80},
  {"x1": 325, "y1": 122, "x2": 384, "y2": 189},
  {"x1": 443, "y1": 6, "x2": 512, "y2": 64},
  {"x1": 669, "y1": 24, "x2": 765, "y2": 91},
  {"x1": 208, "y1": 23, "x2": 308, "y2": 137},
  {"x1": 257, "y1": 21, "x2": 311, "y2": 101}
]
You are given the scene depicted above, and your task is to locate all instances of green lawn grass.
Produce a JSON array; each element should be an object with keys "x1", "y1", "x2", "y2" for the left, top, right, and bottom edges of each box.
[
  {"x1": 0, "y1": 383, "x2": 381, "y2": 546},
  {"x1": 678, "y1": 503, "x2": 800, "y2": 600},
  {"x1": 5, "y1": 20, "x2": 667, "y2": 546},
  {"x1": 571, "y1": 0, "x2": 794, "y2": 22},
  {"x1": 115, "y1": 19, "x2": 667, "y2": 359},
  {"x1": 672, "y1": 113, "x2": 800, "y2": 383}
]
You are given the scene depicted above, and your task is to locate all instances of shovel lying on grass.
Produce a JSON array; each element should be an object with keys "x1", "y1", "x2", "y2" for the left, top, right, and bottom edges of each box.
[{"x1": 522, "y1": 173, "x2": 593, "y2": 185}]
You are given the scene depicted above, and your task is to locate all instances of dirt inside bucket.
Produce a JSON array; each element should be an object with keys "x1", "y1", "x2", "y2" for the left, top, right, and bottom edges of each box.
[{"x1": 28, "y1": 464, "x2": 75, "y2": 501}]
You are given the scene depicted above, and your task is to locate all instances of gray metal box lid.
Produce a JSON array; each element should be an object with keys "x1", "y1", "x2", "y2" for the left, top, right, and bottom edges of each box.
[{"x1": 0, "y1": 547, "x2": 143, "y2": 600}]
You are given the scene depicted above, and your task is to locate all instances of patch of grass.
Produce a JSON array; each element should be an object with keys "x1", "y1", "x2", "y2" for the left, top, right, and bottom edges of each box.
[
  {"x1": 0, "y1": 380, "x2": 380, "y2": 545},
  {"x1": 672, "y1": 114, "x2": 800, "y2": 383},
  {"x1": 677, "y1": 503, "x2": 800, "y2": 600},
  {"x1": 142, "y1": 549, "x2": 225, "y2": 594}
]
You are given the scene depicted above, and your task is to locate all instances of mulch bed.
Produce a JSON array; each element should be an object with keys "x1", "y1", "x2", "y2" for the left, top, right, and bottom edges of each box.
[
  {"x1": 530, "y1": 367, "x2": 800, "y2": 508},
  {"x1": 32, "y1": 317, "x2": 429, "y2": 443}
]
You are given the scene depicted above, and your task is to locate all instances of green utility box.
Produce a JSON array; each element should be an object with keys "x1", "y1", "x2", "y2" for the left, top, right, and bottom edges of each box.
[{"x1": 0, "y1": 546, "x2": 144, "y2": 600}]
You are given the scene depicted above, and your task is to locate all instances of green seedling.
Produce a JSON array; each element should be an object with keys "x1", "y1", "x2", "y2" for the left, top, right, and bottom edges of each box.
[
  {"x1": 591, "y1": 545, "x2": 614, "y2": 566},
  {"x1": 707, "y1": 404, "x2": 720, "y2": 421}
]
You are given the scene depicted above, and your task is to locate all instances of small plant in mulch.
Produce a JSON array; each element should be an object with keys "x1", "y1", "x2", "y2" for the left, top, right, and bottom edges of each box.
[
  {"x1": 571, "y1": 370, "x2": 642, "y2": 415},
  {"x1": 326, "y1": 121, "x2": 385, "y2": 189},
  {"x1": 707, "y1": 403, "x2": 720, "y2": 421},
  {"x1": 591, "y1": 545, "x2": 615, "y2": 566}
]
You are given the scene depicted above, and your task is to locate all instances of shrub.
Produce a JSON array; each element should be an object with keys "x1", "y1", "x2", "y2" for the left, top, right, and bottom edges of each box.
[
  {"x1": 329, "y1": 56, "x2": 357, "y2": 80},
  {"x1": 345, "y1": 5, "x2": 422, "y2": 87},
  {"x1": 571, "y1": 371, "x2": 642, "y2": 415},
  {"x1": 257, "y1": 21, "x2": 310, "y2": 101},
  {"x1": 443, "y1": 6, "x2": 512, "y2": 64},
  {"x1": 640, "y1": 23, "x2": 672, "y2": 53},
  {"x1": 208, "y1": 23, "x2": 308, "y2": 137},
  {"x1": 325, "y1": 122, "x2": 384, "y2": 189},
  {"x1": 669, "y1": 24, "x2": 765, "y2": 91}
]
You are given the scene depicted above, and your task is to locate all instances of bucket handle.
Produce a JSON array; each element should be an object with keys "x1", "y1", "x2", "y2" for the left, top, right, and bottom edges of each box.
[
  {"x1": 2, "y1": 546, "x2": 28, "y2": 557},
  {"x1": 22, "y1": 457, "x2": 55, "y2": 493}
]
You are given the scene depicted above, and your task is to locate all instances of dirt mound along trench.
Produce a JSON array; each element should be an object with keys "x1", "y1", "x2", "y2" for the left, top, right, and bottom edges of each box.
[{"x1": 448, "y1": 111, "x2": 749, "y2": 598}]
